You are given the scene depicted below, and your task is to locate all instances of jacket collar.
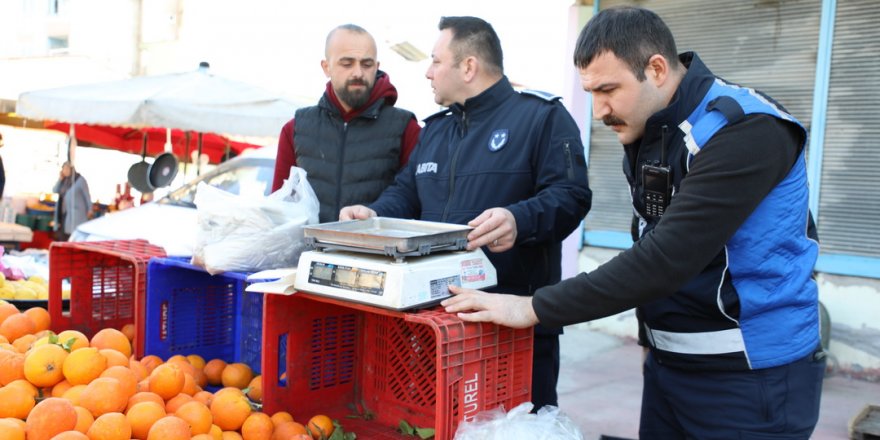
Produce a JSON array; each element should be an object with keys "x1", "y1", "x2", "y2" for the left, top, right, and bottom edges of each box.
[
  {"x1": 634, "y1": 52, "x2": 716, "y2": 147},
  {"x1": 318, "y1": 70, "x2": 398, "y2": 122},
  {"x1": 449, "y1": 76, "x2": 515, "y2": 120}
]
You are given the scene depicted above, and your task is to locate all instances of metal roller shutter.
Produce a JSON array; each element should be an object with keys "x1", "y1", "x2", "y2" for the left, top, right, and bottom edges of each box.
[
  {"x1": 816, "y1": 0, "x2": 880, "y2": 257},
  {"x1": 584, "y1": 0, "x2": 821, "y2": 237}
]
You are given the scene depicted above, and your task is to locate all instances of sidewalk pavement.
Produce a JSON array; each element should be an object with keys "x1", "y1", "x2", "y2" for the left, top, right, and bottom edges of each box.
[{"x1": 557, "y1": 325, "x2": 880, "y2": 439}]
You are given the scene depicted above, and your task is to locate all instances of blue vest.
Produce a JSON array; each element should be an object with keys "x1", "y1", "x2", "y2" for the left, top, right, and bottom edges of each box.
[{"x1": 641, "y1": 79, "x2": 819, "y2": 370}]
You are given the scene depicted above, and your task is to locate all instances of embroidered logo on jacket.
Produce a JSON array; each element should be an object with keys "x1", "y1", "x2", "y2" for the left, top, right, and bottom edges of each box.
[
  {"x1": 488, "y1": 129, "x2": 509, "y2": 152},
  {"x1": 415, "y1": 162, "x2": 438, "y2": 175}
]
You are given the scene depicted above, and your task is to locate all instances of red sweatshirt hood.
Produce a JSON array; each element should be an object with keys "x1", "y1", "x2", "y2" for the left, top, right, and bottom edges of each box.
[{"x1": 325, "y1": 70, "x2": 399, "y2": 121}]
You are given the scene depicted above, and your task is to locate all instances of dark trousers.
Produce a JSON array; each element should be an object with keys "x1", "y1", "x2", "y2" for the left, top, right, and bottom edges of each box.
[
  {"x1": 531, "y1": 333, "x2": 560, "y2": 411},
  {"x1": 639, "y1": 349, "x2": 825, "y2": 439}
]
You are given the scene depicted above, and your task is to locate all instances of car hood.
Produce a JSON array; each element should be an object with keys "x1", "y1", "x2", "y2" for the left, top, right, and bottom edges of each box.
[{"x1": 73, "y1": 203, "x2": 197, "y2": 257}]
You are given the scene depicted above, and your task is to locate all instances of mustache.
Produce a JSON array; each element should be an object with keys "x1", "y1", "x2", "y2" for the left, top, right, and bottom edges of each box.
[
  {"x1": 603, "y1": 116, "x2": 626, "y2": 126},
  {"x1": 346, "y1": 79, "x2": 368, "y2": 87}
]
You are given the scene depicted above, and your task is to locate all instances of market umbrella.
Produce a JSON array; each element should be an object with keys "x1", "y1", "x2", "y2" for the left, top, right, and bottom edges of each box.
[
  {"x1": 15, "y1": 62, "x2": 304, "y2": 138},
  {"x1": 43, "y1": 122, "x2": 260, "y2": 164}
]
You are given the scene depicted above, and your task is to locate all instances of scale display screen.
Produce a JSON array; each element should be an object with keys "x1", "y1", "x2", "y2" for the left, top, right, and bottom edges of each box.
[{"x1": 307, "y1": 261, "x2": 386, "y2": 296}]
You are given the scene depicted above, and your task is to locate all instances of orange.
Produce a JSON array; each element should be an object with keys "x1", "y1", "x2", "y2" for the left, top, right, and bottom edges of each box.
[
  {"x1": 24, "y1": 343, "x2": 69, "y2": 387},
  {"x1": 180, "y1": 373, "x2": 198, "y2": 396},
  {"x1": 175, "y1": 400, "x2": 213, "y2": 435},
  {"x1": 221, "y1": 362, "x2": 253, "y2": 389},
  {"x1": 193, "y1": 368, "x2": 209, "y2": 388},
  {"x1": 0, "y1": 303, "x2": 19, "y2": 325},
  {"x1": 192, "y1": 435, "x2": 214, "y2": 440},
  {"x1": 56, "y1": 330, "x2": 89, "y2": 352},
  {"x1": 186, "y1": 354, "x2": 206, "y2": 370},
  {"x1": 24, "y1": 307, "x2": 51, "y2": 333},
  {"x1": 86, "y1": 412, "x2": 131, "y2": 440},
  {"x1": 210, "y1": 387, "x2": 252, "y2": 431},
  {"x1": 146, "y1": 415, "x2": 191, "y2": 440},
  {"x1": 148, "y1": 363, "x2": 185, "y2": 400},
  {"x1": 193, "y1": 390, "x2": 214, "y2": 407},
  {"x1": 129, "y1": 359, "x2": 149, "y2": 381},
  {"x1": 77, "y1": 377, "x2": 128, "y2": 417},
  {"x1": 0, "y1": 418, "x2": 25, "y2": 440},
  {"x1": 166, "y1": 356, "x2": 197, "y2": 379},
  {"x1": 209, "y1": 424, "x2": 223, "y2": 439},
  {"x1": 99, "y1": 349, "x2": 129, "y2": 368},
  {"x1": 126, "y1": 401, "x2": 166, "y2": 440},
  {"x1": 61, "y1": 384, "x2": 87, "y2": 403},
  {"x1": 52, "y1": 379, "x2": 74, "y2": 397},
  {"x1": 306, "y1": 415, "x2": 335, "y2": 440},
  {"x1": 73, "y1": 405, "x2": 94, "y2": 433},
  {"x1": 90, "y1": 328, "x2": 132, "y2": 358},
  {"x1": 0, "y1": 313, "x2": 36, "y2": 346},
  {"x1": 7, "y1": 378, "x2": 39, "y2": 398},
  {"x1": 139, "y1": 355, "x2": 163, "y2": 374},
  {"x1": 164, "y1": 393, "x2": 194, "y2": 413},
  {"x1": 246, "y1": 375, "x2": 262, "y2": 403},
  {"x1": 12, "y1": 334, "x2": 37, "y2": 353},
  {"x1": 203, "y1": 359, "x2": 227, "y2": 386},
  {"x1": 48, "y1": 432, "x2": 89, "y2": 440},
  {"x1": 25, "y1": 397, "x2": 77, "y2": 440},
  {"x1": 0, "y1": 383, "x2": 36, "y2": 419},
  {"x1": 269, "y1": 411, "x2": 294, "y2": 428},
  {"x1": 241, "y1": 412, "x2": 274, "y2": 440},
  {"x1": 120, "y1": 324, "x2": 136, "y2": 342},
  {"x1": 271, "y1": 421, "x2": 308, "y2": 440},
  {"x1": 0, "y1": 350, "x2": 26, "y2": 385},
  {"x1": 127, "y1": 391, "x2": 165, "y2": 411},
  {"x1": 223, "y1": 432, "x2": 244, "y2": 440},
  {"x1": 62, "y1": 347, "x2": 107, "y2": 385},
  {"x1": 100, "y1": 365, "x2": 139, "y2": 400}
]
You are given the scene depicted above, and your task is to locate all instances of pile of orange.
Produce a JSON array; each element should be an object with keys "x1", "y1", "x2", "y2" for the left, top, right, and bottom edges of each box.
[{"x1": 0, "y1": 300, "x2": 339, "y2": 440}]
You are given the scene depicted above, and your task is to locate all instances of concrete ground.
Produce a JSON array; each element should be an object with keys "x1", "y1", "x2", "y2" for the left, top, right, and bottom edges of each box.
[{"x1": 557, "y1": 325, "x2": 880, "y2": 439}]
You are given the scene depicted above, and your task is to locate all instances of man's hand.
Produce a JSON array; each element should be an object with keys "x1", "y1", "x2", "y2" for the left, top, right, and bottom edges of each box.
[
  {"x1": 339, "y1": 205, "x2": 377, "y2": 221},
  {"x1": 442, "y1": 285, "x2": 539, "y2": 329},
  {"x1": 466, "y1": 207, "x2": 517, "y2": 252}
]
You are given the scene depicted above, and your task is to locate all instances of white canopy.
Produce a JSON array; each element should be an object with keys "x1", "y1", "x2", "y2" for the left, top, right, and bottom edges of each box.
[{"x1": 15, "y1": 64, "x2": 307, "y2": 138}]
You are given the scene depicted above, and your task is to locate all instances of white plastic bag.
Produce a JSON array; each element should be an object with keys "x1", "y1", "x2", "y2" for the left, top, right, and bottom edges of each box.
[
  {"x1": 191, "y1": 166, "x2": 319, "y2": 274},
  {"x1": 454, "y1": 402, "x2": 584, "y2": 440}
]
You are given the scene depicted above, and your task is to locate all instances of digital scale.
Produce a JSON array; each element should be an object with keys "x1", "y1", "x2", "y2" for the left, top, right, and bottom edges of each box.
[{"x1": 294, "y1": 217, "x2": 498, "y2": 311}]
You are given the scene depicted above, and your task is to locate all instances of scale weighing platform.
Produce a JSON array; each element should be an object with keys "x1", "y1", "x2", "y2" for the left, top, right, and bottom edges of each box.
[{"x1": 294, "y1": 217, "x2": 498, "y2": 311}]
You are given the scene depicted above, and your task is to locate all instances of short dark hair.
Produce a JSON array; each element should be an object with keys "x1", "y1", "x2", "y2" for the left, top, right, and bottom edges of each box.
[
  {"x1": 573, "y1": 6, "x2": 679, "y2": 81},
  {"x1": 438, "y1": 16, "x2": 504, "y2": 75}
]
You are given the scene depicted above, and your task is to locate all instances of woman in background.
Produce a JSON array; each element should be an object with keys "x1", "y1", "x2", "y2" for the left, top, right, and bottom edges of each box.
[{"x1": 53, "y1": 161, "x2": 91, "y2": 241}]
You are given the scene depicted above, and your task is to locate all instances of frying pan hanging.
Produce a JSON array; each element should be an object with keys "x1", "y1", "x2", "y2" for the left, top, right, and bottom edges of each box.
[{"x1": 127, "y1": 133, "x2": 155, "y2": 193}]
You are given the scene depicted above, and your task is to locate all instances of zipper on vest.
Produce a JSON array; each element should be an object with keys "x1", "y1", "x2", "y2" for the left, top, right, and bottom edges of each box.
[
  {"x1": 563, "y1": 141, "x2": 574, "y2": 180},
  {"x1": 460, "y1": 111, "x2": 468, "y2": 137},
  {"x1": 335, "y1": 122, "x2": 348, "y2": 217}
]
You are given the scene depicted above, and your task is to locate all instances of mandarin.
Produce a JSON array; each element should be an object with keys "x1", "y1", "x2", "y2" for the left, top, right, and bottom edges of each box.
[{"x1": 24, "y1": 343, "x2": 68, "y2": 387}]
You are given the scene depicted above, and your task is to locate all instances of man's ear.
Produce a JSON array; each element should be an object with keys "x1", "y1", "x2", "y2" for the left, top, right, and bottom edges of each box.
[
  {"x1": 645, "y1": 54, "x2": 669, "y2": 86},
  {"x1": 321, "y1": 59, "x2": 330, "y2": 77},
  {"x1": 461, "y1": 56, "x2": 478, "y2": 82}
]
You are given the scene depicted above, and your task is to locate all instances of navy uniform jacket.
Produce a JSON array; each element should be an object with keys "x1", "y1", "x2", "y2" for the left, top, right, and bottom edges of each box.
[{"x1": 370, "y1": 76, "x2": 592, "y2": 324}]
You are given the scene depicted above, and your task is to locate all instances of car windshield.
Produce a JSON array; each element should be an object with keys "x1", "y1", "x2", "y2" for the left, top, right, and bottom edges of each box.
[{"x1": 161, "y1": 160, "x2": 274, "y2": 208}]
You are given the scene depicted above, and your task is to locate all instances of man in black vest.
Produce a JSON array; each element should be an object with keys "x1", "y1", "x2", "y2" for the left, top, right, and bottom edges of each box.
[{"x1": 272, "y1": 24, "x2": 421, "y2": 223}]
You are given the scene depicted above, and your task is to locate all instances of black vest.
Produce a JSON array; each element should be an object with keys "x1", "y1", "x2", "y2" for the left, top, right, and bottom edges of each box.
[{"x1": 294, "y1": 97, "x2": 413, "y2": 222}]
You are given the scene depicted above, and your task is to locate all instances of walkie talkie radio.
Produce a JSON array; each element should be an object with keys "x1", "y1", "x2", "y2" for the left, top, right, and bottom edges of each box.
[
  {"x1": 642, "y1": 163, "x2": 672, "y2": 218},
  {"x1": 642, "y1": 125, "x2": 673, "y2": 219}
]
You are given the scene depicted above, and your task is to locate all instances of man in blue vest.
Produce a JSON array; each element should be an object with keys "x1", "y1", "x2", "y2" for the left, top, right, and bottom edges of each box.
[
  {"x1": 442, "y1": 6, "x2": 825, "y2": 438},
  {"x1": 272, "y1": 24, "x2": 421, "y2": 223},
  {"x1": 341, "y1": 16, "x2": 592, "y2": 411}
]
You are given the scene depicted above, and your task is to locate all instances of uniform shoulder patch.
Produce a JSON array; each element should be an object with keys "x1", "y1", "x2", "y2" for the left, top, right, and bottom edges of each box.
[
  {"x1": 423, "y1": 108, "x2": 452, "y2": 123},
  {"x1": 519, "y1": 89, "x2": 561, "y2": 102}
]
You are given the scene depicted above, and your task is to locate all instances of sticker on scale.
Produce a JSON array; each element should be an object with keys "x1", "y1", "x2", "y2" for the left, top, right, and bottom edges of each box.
[
  {"x1": 429, "y1": 275, "x2": 461, "y2": 299},
  {"x1": 460, "y1": 258, "x2": 487, "y2": 283}
]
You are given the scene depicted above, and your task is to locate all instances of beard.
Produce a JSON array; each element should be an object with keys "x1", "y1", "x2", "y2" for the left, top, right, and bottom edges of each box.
[{"x1": 336, "y1": 78, "x2": 374, "y2": 110}]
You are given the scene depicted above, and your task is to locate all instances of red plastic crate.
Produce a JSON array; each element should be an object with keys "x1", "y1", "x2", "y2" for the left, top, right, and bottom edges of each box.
[
  {"x1": 262, "y1": 293, "x2": 533, "y2": 440},
  {"x1": 48, "y1": 240, "x2": 166, "y2": 357}
]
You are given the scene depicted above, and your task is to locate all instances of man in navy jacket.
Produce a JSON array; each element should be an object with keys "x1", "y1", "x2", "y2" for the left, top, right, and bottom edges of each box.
[{"x1": 341, "y1": 16, "x2": 592, "y2": 410}]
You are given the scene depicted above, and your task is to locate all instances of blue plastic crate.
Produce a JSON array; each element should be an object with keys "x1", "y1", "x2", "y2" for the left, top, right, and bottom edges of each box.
[{"x1": 145, "y1": 257, "x2": 263, "y2": 373}]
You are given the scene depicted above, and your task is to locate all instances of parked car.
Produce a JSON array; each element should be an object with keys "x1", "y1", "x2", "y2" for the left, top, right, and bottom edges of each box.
[{"x1": 70, "y1": 153, "x2": 275, "y2": 256}]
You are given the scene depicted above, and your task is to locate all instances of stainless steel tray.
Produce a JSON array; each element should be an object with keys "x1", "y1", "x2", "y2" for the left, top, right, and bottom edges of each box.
[{"x1": 303, "y1": 217, "x2": 472, "y2": 257}]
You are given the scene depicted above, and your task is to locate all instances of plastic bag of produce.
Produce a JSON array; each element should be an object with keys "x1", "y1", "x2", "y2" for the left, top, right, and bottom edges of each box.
[
  {"x1": 191, "y1": 166, "x2": 319, "y2": 274},
  {"x1": 454, "y1": 402, "x2": 583, "y2": 440}
]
